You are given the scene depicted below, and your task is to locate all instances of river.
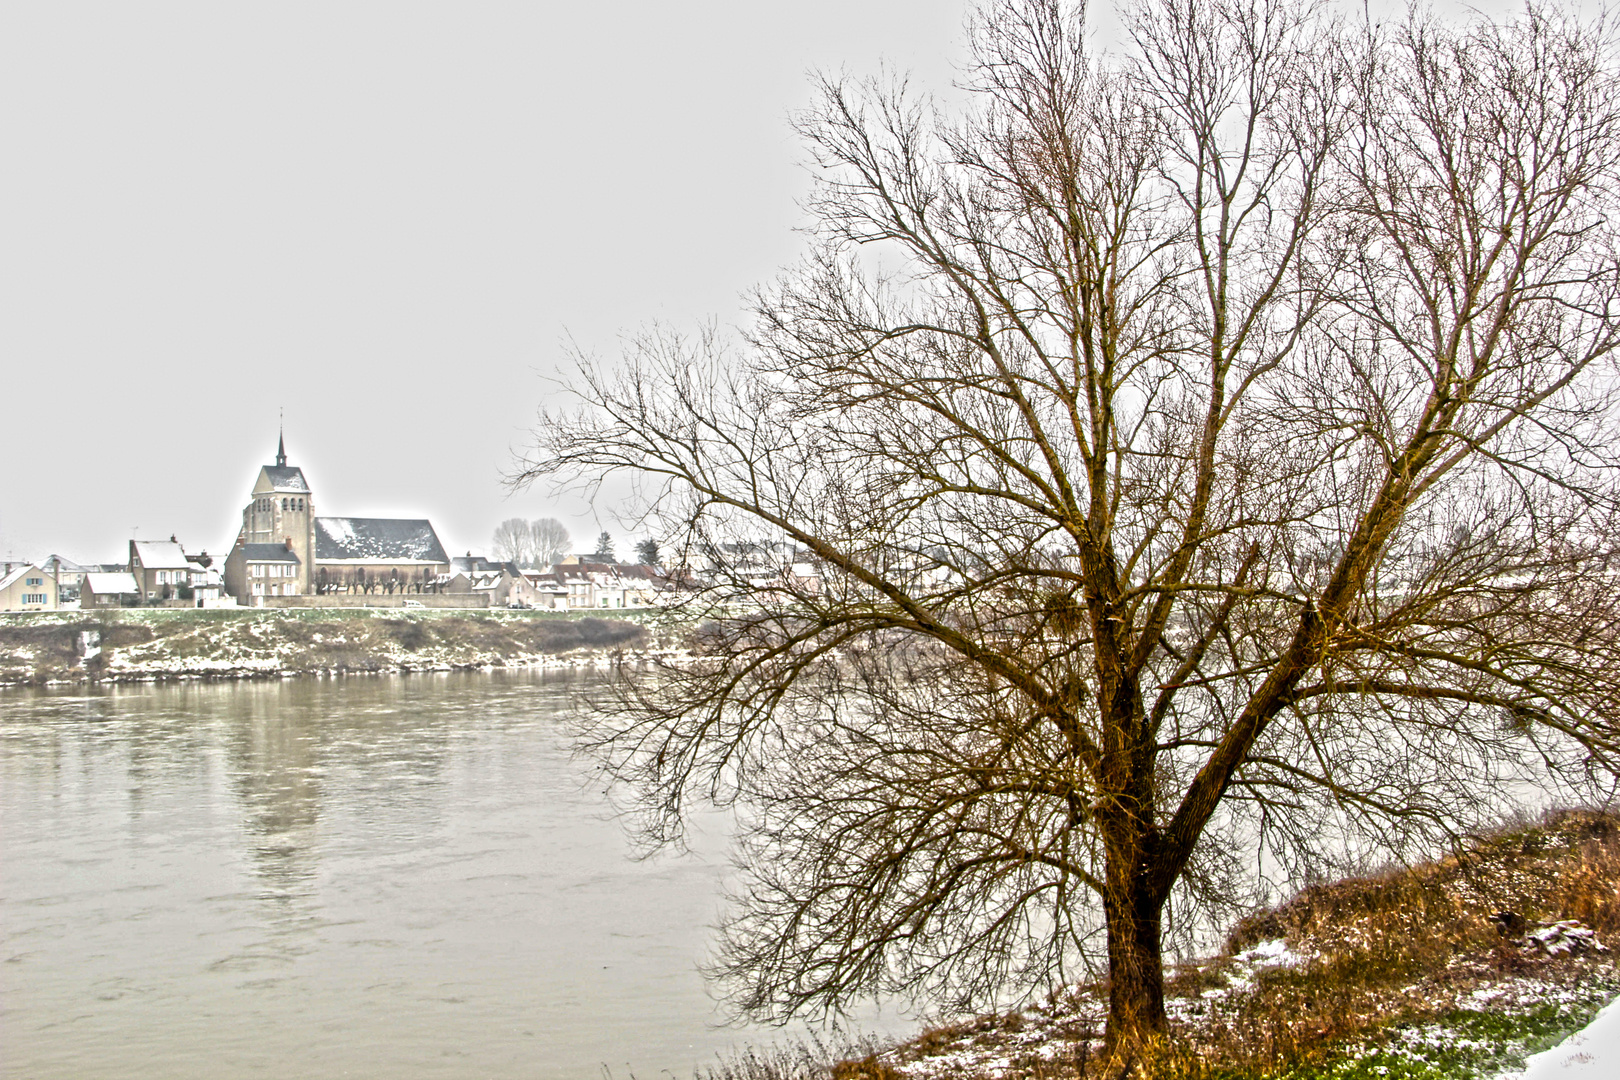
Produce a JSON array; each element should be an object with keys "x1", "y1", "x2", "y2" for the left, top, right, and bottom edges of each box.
[{"x1": 0, "y1": 670, "x2": 871, "y2": 1078}]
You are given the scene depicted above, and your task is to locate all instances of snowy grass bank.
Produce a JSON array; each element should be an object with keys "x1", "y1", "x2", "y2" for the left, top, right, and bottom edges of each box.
[
  {"x1": 710, "y1": 812, "x2": 1620, "y2": 1080},
  {"x1": 0, "y1": 606, "x2": 689, "y2": 686}
]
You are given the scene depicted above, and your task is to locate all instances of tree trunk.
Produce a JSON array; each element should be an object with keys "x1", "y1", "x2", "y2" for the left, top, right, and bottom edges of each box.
[{"x1": 1102, "y1": 854, "x2": 1168, "y2": 1057}]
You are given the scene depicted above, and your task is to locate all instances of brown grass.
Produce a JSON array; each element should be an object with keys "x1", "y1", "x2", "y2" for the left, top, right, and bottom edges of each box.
[{"x1": 854, "y1": 810, "x2": 1620, "y2": 1080}]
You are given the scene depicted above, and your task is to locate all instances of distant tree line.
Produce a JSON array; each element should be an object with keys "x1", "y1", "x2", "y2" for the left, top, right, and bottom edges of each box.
[{"x1": 491, "y1": 517, "x2": 572, "y2": 568}]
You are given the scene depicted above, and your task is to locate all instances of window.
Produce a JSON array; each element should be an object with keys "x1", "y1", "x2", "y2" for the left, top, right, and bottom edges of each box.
[
  {"x1": 282, "y1": 498, "x2": 288, "y2": 511},
  {"x1": 22, "y1": 593, "x2": 45, "y2": 605},
  {"x1": 252, "y1": 564, "x2": 265, "y2": 578},
  {"x1": 252, "y1": 582, "x2": 264, "y2": 596},
  {"x1": 25, "y1": 576, "x2": 41, "y2": 586}
]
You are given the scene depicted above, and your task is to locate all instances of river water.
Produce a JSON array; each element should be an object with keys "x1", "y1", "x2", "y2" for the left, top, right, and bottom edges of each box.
[{"x1": 0, "y1": 671, "x2": 861, "y2": 1079}]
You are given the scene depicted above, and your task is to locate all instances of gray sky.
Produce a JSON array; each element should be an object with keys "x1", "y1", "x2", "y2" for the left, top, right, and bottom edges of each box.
[
  {"x1": 0, "y1": 1, "x2": 972, "y2": 563},
  {"x1": 0, "y1": 0, "x2": 1538, "y2": 564}
]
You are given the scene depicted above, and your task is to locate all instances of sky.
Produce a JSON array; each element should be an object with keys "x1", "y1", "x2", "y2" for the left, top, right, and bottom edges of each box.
[
  {"x1": 0, "y1": 1, "x2": 974, "y2": 564},
  {"x1": 0, "y1": 0, "x2": 1548, "y2": 565}
]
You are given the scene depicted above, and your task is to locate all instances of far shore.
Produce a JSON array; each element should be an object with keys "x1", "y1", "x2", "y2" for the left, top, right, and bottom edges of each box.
[{"x1": 0, "y1": 606, "x2": 688, "y2": 688}]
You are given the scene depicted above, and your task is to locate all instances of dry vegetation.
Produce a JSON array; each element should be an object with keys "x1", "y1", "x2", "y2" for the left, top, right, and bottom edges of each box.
[
  {"x1": 0, "y1": 609, "x2": 658, "y2": 684},
  {"x1": 713, "y1": 811, "x2": 1620, "y2": 1080}
]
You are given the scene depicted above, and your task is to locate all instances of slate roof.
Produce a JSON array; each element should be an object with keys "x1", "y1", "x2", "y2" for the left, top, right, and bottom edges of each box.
[
  {"x1": 242, "y1": 543, "x2": 301, "y2": 564},
  {"x1": 83, "y1": 572, "x2": 140, "y2": 595},
  {"x1": 315, "y1": 517, "x2": 449, "y2": 564},
  {"x1": 450, "y1": 555, "x2": 520, "y2": 575},
  {"x1": 131, "y1": 540, "x2": 191, "y2": 570},
  {"x1": 261, "y1": 465, "x2": 311, "y2": 493}
]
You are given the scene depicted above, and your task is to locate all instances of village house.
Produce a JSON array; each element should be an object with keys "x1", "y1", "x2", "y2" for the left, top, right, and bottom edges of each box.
[
  {"x1": 0, "y1": 564, "x2": 58, "y2": 611},
  {"x1": 122, "y1": 538, "x2": 222, "y2": 606},
  {"x1": 526, "y1": 561, "x2": 667, "y2": 610},
  {"x1": 79, "y1": 572, "x2": 141, "y2": 608},
  {"x1": 442, "y1": 555, "x2": 543, "y2": 607},
  {"x1": 129, "y1": 538, "x2": 193, "y2": 602},
  {"x1": 40, "y1": 554, "x2": 92, "y2": 604},
  {"x1": 224, "y1": 542, "x2": 302, "y2": 599}
]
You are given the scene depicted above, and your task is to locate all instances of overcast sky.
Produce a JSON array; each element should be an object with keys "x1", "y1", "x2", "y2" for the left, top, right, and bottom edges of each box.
[
  {"x1": 0, "y1": 1, "x2": 980, "y2": 563},
  {"x1": 0, "y1": 0, "x2": 1540, "y2": 565}
]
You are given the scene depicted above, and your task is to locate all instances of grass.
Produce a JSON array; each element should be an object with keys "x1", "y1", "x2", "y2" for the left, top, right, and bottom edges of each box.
[
  {"x1": 0, "y1": 606, "x2": 661, "y2": 684},
  {"x1": 711, "y1": 810, "x2": 1620, "y2": 1080}
]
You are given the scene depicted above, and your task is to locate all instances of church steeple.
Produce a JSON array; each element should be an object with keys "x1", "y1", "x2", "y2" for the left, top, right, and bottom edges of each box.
[{"x1": 276, "y1": 421, "x2": 286, "y2": 467}]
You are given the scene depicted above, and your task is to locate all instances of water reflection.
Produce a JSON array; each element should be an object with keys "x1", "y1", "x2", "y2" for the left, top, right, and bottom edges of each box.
[{"x1": 0, "y1": 672, "x2": 867, "y2": 1079}]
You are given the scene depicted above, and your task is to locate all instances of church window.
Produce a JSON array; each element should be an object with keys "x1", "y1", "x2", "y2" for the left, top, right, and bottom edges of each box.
[{"x1": 282, "y1": 498, "x2": 288, "y2": 511}]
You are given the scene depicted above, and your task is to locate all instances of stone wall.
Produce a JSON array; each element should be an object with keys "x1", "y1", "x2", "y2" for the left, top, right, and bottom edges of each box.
[{"x1": 253, "y1": 594, "x2": 490, "y2": 610}]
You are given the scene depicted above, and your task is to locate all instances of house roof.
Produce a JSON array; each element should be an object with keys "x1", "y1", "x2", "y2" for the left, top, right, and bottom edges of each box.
[
  {"x1": 0, "y1": 565, "x2": 41, "y2": 591},
  {"x1": 315, "y1": 517, "x2": 449, "y2": 564},
  {"x1": 42, "y1": 554, "x2": 92, "y2": 573},
  {"x1": 132, "y1": 540, "x2": 190, "y2": 570},
  {"x1": 451, "y1": 555, "x2": 520, "y2": 575},
  {"x1": 261, "y1": 465, "x2": 311, "y2": 494},
  {"x1": 242, "y1": 543, "x2": 301, "y2": 564},
  {"x1": 84, "y1": 572, "x2": 140, "y2": 595}
]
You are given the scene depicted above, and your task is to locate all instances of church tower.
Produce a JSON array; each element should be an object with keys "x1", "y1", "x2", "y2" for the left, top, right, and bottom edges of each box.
[{"x1": 232, "y1": 427, "x2": 316, "y2": 595}]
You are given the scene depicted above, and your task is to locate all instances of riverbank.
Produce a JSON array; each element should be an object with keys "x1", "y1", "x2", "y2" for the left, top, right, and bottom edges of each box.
[
  {"x1": 797, "y1": 810, "x2": 1620, "y2": 1080},
  {"x1": 0, "y1": 607, "x2": 685, "y2": 686}
]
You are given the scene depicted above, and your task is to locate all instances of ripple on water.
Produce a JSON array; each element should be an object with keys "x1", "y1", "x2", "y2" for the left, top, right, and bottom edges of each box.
[{"x1": 2, "y1": 670, "x2": 880, "y2": 1080}]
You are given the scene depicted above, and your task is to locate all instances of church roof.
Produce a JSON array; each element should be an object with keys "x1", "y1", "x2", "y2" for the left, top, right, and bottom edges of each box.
[
  {"x1": 315, "y1": 517, "x2": 449, "y2": 564},
  {"x1": 241, "y1": 543, "x2": 301, "y2": 564},
  {"x1": 261, "y1": 465, "x2": 310, "y2": 493}
]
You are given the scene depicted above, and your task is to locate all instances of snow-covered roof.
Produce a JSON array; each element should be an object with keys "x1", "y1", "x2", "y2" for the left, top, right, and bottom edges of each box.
[
  {"x1": 260, "y1": 465, "x2": 310, "y2": 494},
  {"x1": 315, "y1": 517, "x2": 449, "y2": 564},
  {"x1": 242, "y1": 543, "x2": 300, "y2": 564},
  {"x1": 132, "y1": 540, "x2": 190, "y2": 570},
  {"x1": 84, "y1": 572, "x2": 140, "y2": 595},
  {"x1": 450, "y1": 555, "x2": 519, "y2": 575},
  {"x1": 0, "y1": 565, "x2": 41, "y2": 591}
]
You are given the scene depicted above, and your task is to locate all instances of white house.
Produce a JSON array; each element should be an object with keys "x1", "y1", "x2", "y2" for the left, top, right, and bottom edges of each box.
[{"x1": 0, "y1": 564, "x2": 58, "y2": 611}]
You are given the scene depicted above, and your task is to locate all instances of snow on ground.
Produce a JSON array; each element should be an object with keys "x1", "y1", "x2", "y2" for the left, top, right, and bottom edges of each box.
[{"x1": 1510, "y1": 995, "x2": 1620, "y2": 1080}]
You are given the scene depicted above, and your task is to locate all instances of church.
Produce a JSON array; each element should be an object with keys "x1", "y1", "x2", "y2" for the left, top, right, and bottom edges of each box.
[{"x1": 223, "y1": 434, "x2": 451, "y2": 601}]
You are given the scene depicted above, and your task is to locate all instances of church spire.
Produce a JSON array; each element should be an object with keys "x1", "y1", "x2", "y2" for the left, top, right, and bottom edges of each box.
[{"x1": 276, "y1": 412, "x2": 286, "y2": 467}]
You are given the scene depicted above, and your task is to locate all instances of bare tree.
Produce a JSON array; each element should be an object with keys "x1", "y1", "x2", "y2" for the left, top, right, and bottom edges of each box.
[
  {"x1": 492, "y1": 517, "x2": 533, "y2": 565},
  {"x1": 515, "y1": 0, "x2": 1620, "y2": 1057},
  {"x1": 531, "y1": 517, "x2": 571, "y2": 569}
]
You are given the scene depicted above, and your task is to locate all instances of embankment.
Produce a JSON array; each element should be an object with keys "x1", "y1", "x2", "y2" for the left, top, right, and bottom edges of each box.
[{"x1": 0, "y1": 608, "x2": 677, "y2": 685}]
